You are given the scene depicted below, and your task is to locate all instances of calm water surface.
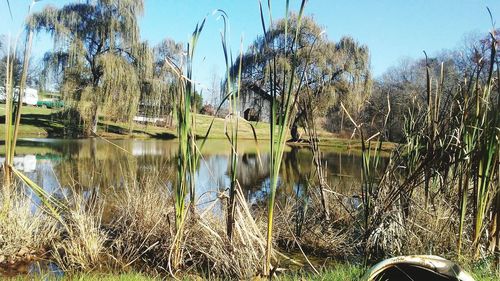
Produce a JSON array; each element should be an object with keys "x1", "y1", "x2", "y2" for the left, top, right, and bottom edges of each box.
[
  {"x1": 1, "y1": 138, "x2": 379, "y2": 276},
  {"x1": 2, "y1": 138, "x2": 373, "y2": 207}
]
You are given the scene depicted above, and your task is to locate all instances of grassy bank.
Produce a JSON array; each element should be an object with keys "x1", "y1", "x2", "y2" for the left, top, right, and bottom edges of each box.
[
  {"x1": 0, "y1": 105, "x2": 63, "y2": 136},
  {"x1": 12, "y1": 264, "x2": 499, "y2": 280},
  {"x1": 0, "y1": 105, "x2": 395, "y2": 150}
]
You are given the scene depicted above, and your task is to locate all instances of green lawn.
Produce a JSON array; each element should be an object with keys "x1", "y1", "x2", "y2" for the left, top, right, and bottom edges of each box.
[
  {"x1": 0, "y1": 104, "x2": 63, "y2": 136},
  {"x1": 97, "y1": 115, "x2": 394, "y2": 151},
  {"x1": 98, "y1": 113, "x2": 272, "y2": 140},
  {"x1": 0, "y1": 105, "x2": 395, "y2": 150},
  {"x1": 14, "y1": 264, "x2": 499, "y2": 281}
]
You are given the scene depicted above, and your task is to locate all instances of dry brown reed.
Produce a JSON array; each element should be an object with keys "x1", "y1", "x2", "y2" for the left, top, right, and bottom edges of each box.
[
  {"x1": 0, "y1": 188, "x2": 58, "y2": 266},
  {"x1": 271, "y1": 191, "x2": 355, "y2": 259},
  {"x1": 51, "y1": 191, "x2": 108, "y2": 272},
  {"x1": 104, "y1": 180, "x2": 266, "y2": 279},
  {"x1": 106, "y1": 179, "x2": 174, "y2": 272}
]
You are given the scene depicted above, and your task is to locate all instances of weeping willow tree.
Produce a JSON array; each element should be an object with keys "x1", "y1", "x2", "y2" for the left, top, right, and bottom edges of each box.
[
  {"x1": 231, "y1": 15, "x2": 371, "y2": 138},
  {"x1": 137, "y1": 39, "x2": 184, "y2": 126},
  {"x1": 28, "y1": 0, "x2": 145, "y2": 136}
]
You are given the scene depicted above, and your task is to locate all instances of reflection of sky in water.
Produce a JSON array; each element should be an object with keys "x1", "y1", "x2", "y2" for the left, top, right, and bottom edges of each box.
[
  {"x1": 195, "y1": 155, "x2": 229, "y2": 215},
  {"x1": 3, "y1": 138, "x2": 382, "y2": 213}
]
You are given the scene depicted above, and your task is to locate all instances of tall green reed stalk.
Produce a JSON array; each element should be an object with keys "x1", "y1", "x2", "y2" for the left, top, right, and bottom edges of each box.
[
  {"x1": 392, "y1": 46, "x2": 498, "y2": 259},
  {"x1": 340, "y1": 101, "x2": 388, "y2": 234},
  {"x1": 423, "y1": 51, "x2": 434, "y2": 209},
  {"x1": 459, "y1": 30, "x2": 499, "y2": 257},
  {"x1": 389, "y1": 23, "x2": 498, "y2": 260},
  {"x1": 258, "y1": 0, "x2": 307, "y2": 275},
  {"x1": 167, "y1": 19, "x2": 205, "y2": 269},
  {"x1": 217, "y1": 10, "x2": 261, "y2": 240},
  {"x1": 304, "y1": 115, "x2": 330, "y2": 220},
  {"x1": 219, "y1": 12, "x2": 243, "y2": 239},
  {"x1": 408, "y1": 25, "x2": 500, "y2": 259},
  {"x1": 2, "y1": 0, "x2": 65, "y2": 221}
]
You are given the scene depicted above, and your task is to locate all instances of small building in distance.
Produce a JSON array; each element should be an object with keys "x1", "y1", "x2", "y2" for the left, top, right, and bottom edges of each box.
[{"x1": 239, "y1": 87, "x2": 271, "y2": 122}]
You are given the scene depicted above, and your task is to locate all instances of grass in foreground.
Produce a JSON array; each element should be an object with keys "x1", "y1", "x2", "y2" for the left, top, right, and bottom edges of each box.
[
  {"x1": 11, "y1": 264, "x2": 498, "y2": 280},
  {"x1": 277, "y1": 264, "x2": 365, "y2": 281},
  {"x1": 12, "y1": 272, "x2": 159, "y2": 281}
]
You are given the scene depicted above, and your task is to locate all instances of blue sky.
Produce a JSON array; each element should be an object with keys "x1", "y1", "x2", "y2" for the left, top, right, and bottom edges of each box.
[{"x1": 2, "y1": 0, "x2": 500, "y2": 97}]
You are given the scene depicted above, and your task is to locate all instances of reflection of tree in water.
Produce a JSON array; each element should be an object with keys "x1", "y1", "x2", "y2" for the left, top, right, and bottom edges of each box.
[
  {"x1": 53, "y1": 140, "x2": 177, "y2": 192},
  {"x1": 324, "y1": 152, "x2": 388, "y2": 195},
  {"x1": 282, "y1": 147, "x2": 312, "y2": 237},
  {"x1": 239, "y1": 147, "x2": 314, "y2": 205},
  {"x1": 14, "y1": 139, "x2": 386, "y2": 213},
  {"x1": 281, "y1": 147, "x2": 312, "y2": 196},
  {"x1": 234, "y1": 147, "x2": 355, "y2": 204},
  {"x1": 234, "y1": 153, "x2": 269, "y2": 191}
]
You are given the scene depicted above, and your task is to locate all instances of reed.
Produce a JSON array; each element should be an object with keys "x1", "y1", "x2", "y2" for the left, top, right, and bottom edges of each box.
[
  {"x1": 257, "y1": 0, "x2": 308, "y2": 275},
  {"x1": 218, "y1": 11, "x2": 242, "y2": 240},
  {"x1": 0, "y1": 190, "x2": 59, "y2": 267},
  {"x1": 167, "y1": 19, "x2": 206, "y2": 269},
  {"x1": 410, "y1": 29, "x2": 499, "y2": 259},
  {"x1": 2, "y1": 0, "x2": 64, "y2": 222},
  {"x1": 158, "y1": 11, "x2": 265, "y2": 273},
  {"x1": 363, "y1": 23, "x2": 499, "y2": 262},
  {"x1": 459, "y1": 30, "x2": 499, "y2": 257},
  {"x1": 299, "y1": 29, "x2": 333, "y2": 221},
  {"x1": 52, "y1": 191, "x2": 107, "y2": 272},
  {"x1": 340, "y1": 99, "x2": 388, "y2": 241}
]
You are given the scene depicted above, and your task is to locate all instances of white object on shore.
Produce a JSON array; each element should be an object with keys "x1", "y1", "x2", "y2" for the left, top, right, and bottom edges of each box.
[
  {"x1": 24, "y1": 88, "x2": 39, "y2": 106},
  {"x1": 0, "y1": 87, "x2": 38, "y2": 105},
  {"x1": 362, "y1": 255, "x2": 474, "y2": 281}
]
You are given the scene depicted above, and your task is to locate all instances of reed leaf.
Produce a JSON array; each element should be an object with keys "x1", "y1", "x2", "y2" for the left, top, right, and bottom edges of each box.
[
  {"x1": 9, "y1": 166, "x2": 65, "y2": 222},
  {"x1": 2, "y1": 1, "x2": 65, "y2": 224},
  {"x1": 259, "y1": 0, "x2": 308, "y2": 275}
]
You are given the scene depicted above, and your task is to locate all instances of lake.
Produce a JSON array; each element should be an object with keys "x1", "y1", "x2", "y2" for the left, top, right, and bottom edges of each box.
[{"x1": 1, "y1": 138, "x2": 371, "y2": 210}]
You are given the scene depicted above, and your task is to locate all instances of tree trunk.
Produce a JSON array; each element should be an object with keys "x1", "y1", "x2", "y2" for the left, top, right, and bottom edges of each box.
[
  {"x1": 290, "y1": 124, "x2": 299, "y2": 142},
  {"x1": 85, "y1": 102, "x2": 99, "y2": 137},
  {"x1": 290, "y1": 113, "x2": 303, "y2": 142}
]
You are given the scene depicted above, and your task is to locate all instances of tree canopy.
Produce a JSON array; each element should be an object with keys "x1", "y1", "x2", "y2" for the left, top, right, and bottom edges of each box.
[
  {"x1": 29, "y1": 0, "x2": 145, "y2": 135},
  {"x1": 367, "y1": 29, "x2": 500, "y2": 142},
  {"x1": 231, "y1": 15, "x2": 371, "y2": 138}
]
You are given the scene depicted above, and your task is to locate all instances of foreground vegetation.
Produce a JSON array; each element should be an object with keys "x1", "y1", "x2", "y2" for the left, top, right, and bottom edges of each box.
[
  {"x1": 1, "y1": 182, "x2": 499, "y2": 280},
  {"x1": 1, "y1": 0, "x2": 499, "y2": 280},
  {"x1": 8, "y1": 264, "x2": 500, "y2": 280}
]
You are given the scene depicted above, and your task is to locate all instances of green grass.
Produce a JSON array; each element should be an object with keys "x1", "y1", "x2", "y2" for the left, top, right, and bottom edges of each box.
[
  {"x1": 99, "y1": 113, "x2": 270, "y2": 140},
  {"x1": 0, "y1": 105, "x2": 395, "y2": 151},
  {"x1": 278, "y1": 263, "x2": 499, "y2": 281},
  {"x1": 12, "y1": 272, "x2": 161, "y2": 281},
  {"x1": 278, "y1": 264, "x2": 365, "y2": 281},
  {"x1": 0, "y1": 104, "x2": 64, "y2": 136},
  {"x1": 472, "y1": 272, "x2": 500, "y2": 281},
  {"x1": 8, "y1": 263, "x2": 499, "y2": 280},
  {"x1": 0, "y1": 104, "x2": 57, "y2": 115}
]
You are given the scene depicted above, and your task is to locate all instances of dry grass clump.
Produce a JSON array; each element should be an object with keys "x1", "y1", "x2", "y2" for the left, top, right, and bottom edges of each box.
[
  {"x1": 106, "y1": 181, "x2": 265, "y2": 279},
  {"x1": 0, "y1": 190, "x2": 59, "y2": 266},
  {"x1": 106, "y1": 181, "x2": 174, "y2": 272},
  {"x1": 184, "y1": 190, "x2": 266, "y2": 278},
  {"x1": 363, "y1": 163, "x2": 463, "y2": 261},
  {"x1": 403, "y1": 196, "x2": 458, "y2": 257},
  {"x1": 271, "y1": 193, "x2": 355, "y2": 259},
  {"x1": 51, "y1": 192, "x2": 108, "y2": 272},
  {"x1": 365, "y1": 193, "x2": 461, "y2": 261},
  {"x1": 366, "y1": 209, "x2": 406, "y2": 258}
]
